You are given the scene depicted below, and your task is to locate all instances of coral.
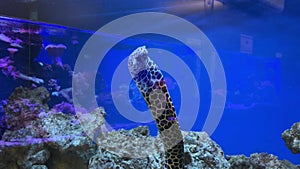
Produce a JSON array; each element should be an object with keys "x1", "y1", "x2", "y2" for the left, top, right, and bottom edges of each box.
[
  {"x1": 47, "y1": 78, "x2": 60, "y2": 92},
  {"x1": 72, "y1": 72, "x2": 93, "y2": 96},
  {"x1": 76, "y1": 107, "x2": 107, "y2": 142},
  {"x1": 4, "y1": 86, "x2": 49, "y2": 131},
  {"x1": 249, "y1": 153, "x2": 284, "y2": 168},
  {"x1": 1, "y1": 104, "x2": 231, "y2": 169},
  {"x1": 226, "y1": 155, "x2": 252, "y2": 169},
  {"x1": 1, "y1": 121, "x2": 44, "y2": 141},
  {"x1": 41, "y1": 112, "x2": 97, "y2": 169},
  {"x1": 0, "y1": 142, "x2": 50, "y2": 169},
  {"x1": 51, "y1": 102, "x2": 75, "y2": 115},
  {"x1": 0, "y1": 21, "x2": 44, "y2": 85},
  {"x1": 95, "y1": 126, "x2": 163, "y2": 160},
  {"x1": 0, "y1": 109, "x2": 98, "y2": 169},
  {"x1": 32, "y1": 165, "x2": 48, "y2": 169},
  {"x1": 6, "y1": 86, "x2": 49, "y2": 109},
  {"x1": 45, "y1": 44, "x2": 67, "y2": 58},
  {"x1": 89, "y1": 148, "x2": 156, "y2": 169},
  {"x1": 282, "y1": 122, "x2": 300, "y2": 154},
  {"x1": 0, "y1": 56, "x2": 19, "y2": 79},
  {"x1": 182, "y1": 131, "x2": 230, "y2": 168},
  {"x1": 91, "y1": 128, "x2": 230, "y2": 168},
  {"x1": 4, "y1": 95, "x2": 298, "y2": 169},
  {"x1": 227, "y1": 153, "x2": 299, "y2": 169}
]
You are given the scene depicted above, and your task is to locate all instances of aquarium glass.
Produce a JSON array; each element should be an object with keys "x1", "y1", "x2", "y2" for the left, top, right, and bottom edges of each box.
[{"x1": 0, "y1": 0, "x2": 299, "y2": 168}]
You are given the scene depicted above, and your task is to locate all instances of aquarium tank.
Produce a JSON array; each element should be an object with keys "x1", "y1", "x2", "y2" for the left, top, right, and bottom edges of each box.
[{"x1": 0, "y1": 0, "x2": 299, "y2": 168}]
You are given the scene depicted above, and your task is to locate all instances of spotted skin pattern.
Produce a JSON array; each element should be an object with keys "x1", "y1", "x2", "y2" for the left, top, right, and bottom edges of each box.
[{"x1": 128, "y1": 46, "x2": 184, "y2": 169}]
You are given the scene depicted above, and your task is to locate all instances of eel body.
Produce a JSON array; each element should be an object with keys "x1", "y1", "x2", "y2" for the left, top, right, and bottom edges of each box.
[{"x1": 128, "y1": 46, "x2": 184, "y2": 169}]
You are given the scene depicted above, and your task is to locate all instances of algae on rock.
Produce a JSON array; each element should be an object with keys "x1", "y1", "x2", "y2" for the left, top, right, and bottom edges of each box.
[{"x1": 282, "y1": 122, "x2": 300, "y2": 154}]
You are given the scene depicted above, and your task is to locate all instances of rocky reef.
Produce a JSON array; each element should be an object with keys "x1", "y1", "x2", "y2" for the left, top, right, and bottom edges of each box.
[
  {"x1": 2, "y1": 86, "x2": 49, "y2": 140},
  {"x1": 227, "y1": 153, "x2": 299, "y2": 169},
  {"x1": 282, "y1": 122, "x2": 300, "y2": 154},
  {"x1": 0, "y1": 87, "x2": 299, "y2": 169},
  {"x1": 0, "y1": 112, "x2": 97, "y2": 169},
  {"x1": 89, "y1": 129, "x2": 230, "y2": 169},
  {"x1": 0, "y1": 94, "x2": 230, "y2": 169}
]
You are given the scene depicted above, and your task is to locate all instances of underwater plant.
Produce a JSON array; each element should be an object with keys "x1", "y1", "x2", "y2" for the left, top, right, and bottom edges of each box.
[
  {"x1": 0, "y1": 22, "x2": 44, "y2": 85},
  {"x1": 128, "y1": 46, "x2": 184, "y2": 169}
]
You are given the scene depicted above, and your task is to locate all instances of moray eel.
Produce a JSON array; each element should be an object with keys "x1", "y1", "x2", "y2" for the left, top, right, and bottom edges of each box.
[{"x1": 128, "y1": 46, "x2": 184, "y2": 169}]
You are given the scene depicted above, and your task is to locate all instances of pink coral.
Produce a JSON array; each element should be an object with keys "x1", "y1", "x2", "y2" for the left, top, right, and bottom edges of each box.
[{"x1": 0, "y1": 57, "x2": 20, "y2": 79}]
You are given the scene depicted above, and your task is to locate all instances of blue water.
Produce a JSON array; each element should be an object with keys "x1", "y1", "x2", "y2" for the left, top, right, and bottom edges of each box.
[
  {"x1": 95, "y1": 32, "x2": 299, "y2": 164},
  {"x1": 1, "y1": 1, "x2": 300, "y2": 165},
  {"x1": 91, "y1": 9, "x2": 300, "y2": 164}
]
